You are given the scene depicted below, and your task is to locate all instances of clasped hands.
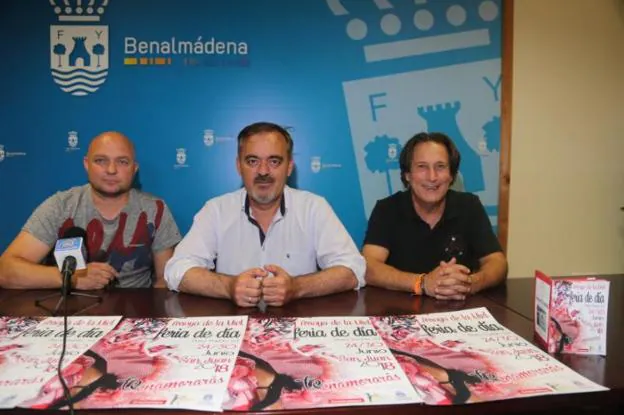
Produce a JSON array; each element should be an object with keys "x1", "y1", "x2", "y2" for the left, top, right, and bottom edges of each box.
[
  {"x1": 232, "y1": 265, "x2": 294, "y2": 308},
  {"x1": 423, "y1": 257, "x2": 473, "y2": 301}
]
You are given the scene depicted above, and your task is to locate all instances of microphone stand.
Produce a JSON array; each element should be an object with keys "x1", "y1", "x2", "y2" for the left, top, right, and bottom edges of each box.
[
  {"x1": 35, "y1": 291, "x2": 102, "y2": 317},
  {"x1": 35, "y1": 261, "x2": 103, "y2": 317}
]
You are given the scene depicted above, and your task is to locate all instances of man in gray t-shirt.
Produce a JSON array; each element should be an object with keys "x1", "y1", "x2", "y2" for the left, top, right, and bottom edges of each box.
[{"x1": 0, "y1": 131, "x2": 181, "y2": 290}]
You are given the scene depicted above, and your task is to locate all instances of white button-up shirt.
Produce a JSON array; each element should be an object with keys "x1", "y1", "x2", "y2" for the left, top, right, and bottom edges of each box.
[{"x1": 164, "y1": 186, "x2": 365, "y2": 290}]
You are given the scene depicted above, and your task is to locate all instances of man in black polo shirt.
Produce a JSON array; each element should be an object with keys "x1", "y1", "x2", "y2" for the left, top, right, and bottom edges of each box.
[{"x1": 362, "y1": 132, "x2": 508, "y2": 300}]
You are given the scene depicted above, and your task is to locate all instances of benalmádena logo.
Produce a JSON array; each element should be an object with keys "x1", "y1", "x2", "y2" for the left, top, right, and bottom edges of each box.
[{"x1": 49, "y1": 0, "x2": 110, "y2": 96}]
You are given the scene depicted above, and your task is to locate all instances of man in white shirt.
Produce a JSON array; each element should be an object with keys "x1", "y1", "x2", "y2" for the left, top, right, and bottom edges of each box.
[{"x1": 165, "y1": 122, "x2": 365, "y2": 307}]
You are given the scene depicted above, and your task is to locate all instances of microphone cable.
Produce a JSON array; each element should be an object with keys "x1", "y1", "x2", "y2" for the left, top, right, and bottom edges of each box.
[{"x1": 56, "y1": 266, "x2": 76, "y2": 415}]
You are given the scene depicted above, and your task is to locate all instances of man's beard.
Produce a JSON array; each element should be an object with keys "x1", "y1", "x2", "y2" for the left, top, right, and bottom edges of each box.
[
  {"x1": 250, "y1": 175, "x2": 280, "y2": 205},
  {"x1": 250, "y1": 190, "x2": 279, "y2": 205}
]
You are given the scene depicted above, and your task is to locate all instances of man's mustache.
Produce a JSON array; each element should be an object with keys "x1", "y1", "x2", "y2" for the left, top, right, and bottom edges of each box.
[{"x1": 254, "y1": 175, "x2": 274, "y2": 184}]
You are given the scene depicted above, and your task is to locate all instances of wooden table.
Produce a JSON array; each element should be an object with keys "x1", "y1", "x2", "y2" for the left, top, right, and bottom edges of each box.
[
  {"x1": 0, "y1": 288, "x2": 14, "y2": 305},
  {"x1": 0, "y1": 286, "x2": 621, "y2": 414}
]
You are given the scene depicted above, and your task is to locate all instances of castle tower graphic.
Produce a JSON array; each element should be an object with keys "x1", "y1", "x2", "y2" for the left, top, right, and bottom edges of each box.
[
  {"x1": 69, "y1": 37, "x2": 91, "y2": 67},
  {"x1": 49, "y1": 1, "x2": 110, "y2": 96}
]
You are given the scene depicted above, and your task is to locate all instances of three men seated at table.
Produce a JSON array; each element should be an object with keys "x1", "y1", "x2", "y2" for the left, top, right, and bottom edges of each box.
[{"x1": 0, "y1": 125, "x2": 507, "y2": 305}]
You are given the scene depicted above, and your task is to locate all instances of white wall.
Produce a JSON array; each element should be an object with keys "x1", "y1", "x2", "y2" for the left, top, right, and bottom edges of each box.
[{"x1": 507, "y1": 0, "x2": 624, "y2": 277}]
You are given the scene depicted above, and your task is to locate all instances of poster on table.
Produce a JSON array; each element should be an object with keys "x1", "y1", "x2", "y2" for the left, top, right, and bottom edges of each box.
[
  {"x1": 223, "y1": 316, "x2": 422, "y2": 411},
  {"x1": 0, "y1": 316, "x2": 122, "y2": 409},
  {"x1": 371, "y1": 307, "x2": 607, "y2": 406},
  {"x1": 20, "y1": 316, "x2": 247, "y2": 412}
]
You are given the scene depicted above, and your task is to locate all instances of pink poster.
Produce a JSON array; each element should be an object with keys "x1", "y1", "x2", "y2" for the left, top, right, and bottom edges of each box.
[
  {"x1": 535, "y1": 271, "x2": 609, "y2": 355},
  {"x1": 372, "y1": 307, "x2": 607, "y2": 405},
  {"x1": 223, "y1": 316, "x2": 422, "y2": 411},
  {"x1": 0, "y1": 316, "x2": 121, "y2": 409},
  {"x1": 21, "y1": 316, "x2": 247, "y2": 412}
]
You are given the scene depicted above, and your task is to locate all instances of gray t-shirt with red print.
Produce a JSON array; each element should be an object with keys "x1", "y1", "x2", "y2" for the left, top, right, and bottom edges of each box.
[{"x1": 23, "y1": 185, "x2": 182, "y2": 288}]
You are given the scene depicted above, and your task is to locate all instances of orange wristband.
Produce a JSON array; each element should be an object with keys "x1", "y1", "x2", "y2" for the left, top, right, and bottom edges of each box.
[{"x1": 413, "y1": 273, "x2": 424, "y2": 295}]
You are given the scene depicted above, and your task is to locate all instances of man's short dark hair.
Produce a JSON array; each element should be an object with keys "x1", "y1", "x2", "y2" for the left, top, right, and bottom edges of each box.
[
  {"x1": 237, "y1": 122, "x2": 294, "y2": 159},
  {"x1": 399, "y1": 132, "x2": 461, "y2": 188}
]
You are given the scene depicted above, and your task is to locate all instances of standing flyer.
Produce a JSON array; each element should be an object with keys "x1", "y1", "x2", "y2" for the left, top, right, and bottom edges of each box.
[{"x1": 535, "y1": 270, "x2": 609, "y2": 355}]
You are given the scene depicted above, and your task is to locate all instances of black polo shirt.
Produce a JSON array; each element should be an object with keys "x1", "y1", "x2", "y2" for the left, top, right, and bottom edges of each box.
[{"x1": 364, "y1": 190, "x2": 502, "y2": 274}]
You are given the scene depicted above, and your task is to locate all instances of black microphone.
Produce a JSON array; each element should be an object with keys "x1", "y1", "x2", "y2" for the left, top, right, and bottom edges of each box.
[
  {"x1": 36, "y1": 226, "x2": 103, "y2": 315},
  {"x1": 60, "y1": 256, "x2": 77, "y2": 297},
  {"x1": 42, "y1": 226, "x2": 88, "y2": 267},
  {"x1": 53, "y1": 229, "x2": 88, "y2": 296}
]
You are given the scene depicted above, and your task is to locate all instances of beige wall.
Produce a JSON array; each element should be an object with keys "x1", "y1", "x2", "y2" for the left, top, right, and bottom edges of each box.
[{"x1": 507, "y1": 0, "x2": 624, "y2": 277}]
